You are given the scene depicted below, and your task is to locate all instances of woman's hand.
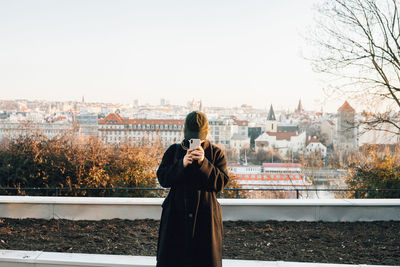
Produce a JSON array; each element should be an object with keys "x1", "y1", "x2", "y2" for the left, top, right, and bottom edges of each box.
[
  {"x1": 190, "y1": 146, "x2": 205, "y2": 164},
  {"x1": 183, "y1": 149, "x2": 194, "y2": 167}
]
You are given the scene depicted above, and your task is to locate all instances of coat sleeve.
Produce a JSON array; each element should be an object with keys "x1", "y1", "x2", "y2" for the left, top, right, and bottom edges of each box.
[
  {"x1": 156, "y1": 144, "x2": 187, "y2": 188},
  {"x1": 196, "y1": 147, "x2": 230, "y2": 192}
]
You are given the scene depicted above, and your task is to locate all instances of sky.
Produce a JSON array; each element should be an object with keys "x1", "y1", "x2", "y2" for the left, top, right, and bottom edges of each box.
[{"x1": 0, "y1": 0, "x2": 349, "y2": 112}]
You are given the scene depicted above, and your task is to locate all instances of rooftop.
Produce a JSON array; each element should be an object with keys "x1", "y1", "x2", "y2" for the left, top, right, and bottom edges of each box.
[
  {"x1": 98, "y1": 113, "x2": 185, "y2": 125},
  {"x1": 338, "y1": 101, "x2": 355, "y2": 112},
  {"x1": 266, "y1": 131, "x2": 299, "y2": 141}
]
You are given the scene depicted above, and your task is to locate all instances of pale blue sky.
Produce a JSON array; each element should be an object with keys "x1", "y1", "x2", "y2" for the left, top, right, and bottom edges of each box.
[{"x1": 0, "y1": 0, "x2": 346, "y2": 112}]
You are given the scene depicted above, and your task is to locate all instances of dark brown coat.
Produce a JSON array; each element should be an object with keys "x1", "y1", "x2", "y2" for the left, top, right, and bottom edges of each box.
[{"x1": 156, "y1": 139, "x2": 229, "y2": 267}]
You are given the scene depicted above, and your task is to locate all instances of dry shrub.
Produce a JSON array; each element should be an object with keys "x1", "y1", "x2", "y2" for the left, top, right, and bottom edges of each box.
[
  {"x1": 345, "y1": 144, "x2": 400, "y2": 198},
  {"x1": 0, "y1": 133, "x2": 163, "y2": 197},
  {"x1": 217, "y1": 173, "x2": 244, "y2": 199}
]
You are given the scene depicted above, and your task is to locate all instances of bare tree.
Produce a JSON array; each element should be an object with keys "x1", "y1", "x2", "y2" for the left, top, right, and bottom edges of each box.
[{"x1": 308, "y1": 0, "x2": 400, "y2": 134}]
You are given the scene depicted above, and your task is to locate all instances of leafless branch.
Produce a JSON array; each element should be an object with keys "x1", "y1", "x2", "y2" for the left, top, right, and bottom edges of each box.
[{"x1": 307, "y1": 0, "x2": 400, "y2": 133}]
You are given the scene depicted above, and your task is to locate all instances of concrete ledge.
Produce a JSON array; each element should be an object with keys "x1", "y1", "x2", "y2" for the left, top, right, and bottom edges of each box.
[
  {"x1": 0, "y1": 250, "x2": 398, "y2": 267},
  {"x1": 0, "y1": 196, "x2": 399, "y2": 221}
]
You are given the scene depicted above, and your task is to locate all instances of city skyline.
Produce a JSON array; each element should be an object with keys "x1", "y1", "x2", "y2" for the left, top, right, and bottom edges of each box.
[{"x1": 0, "y1": 96, "x2": 351, "y2": 114}]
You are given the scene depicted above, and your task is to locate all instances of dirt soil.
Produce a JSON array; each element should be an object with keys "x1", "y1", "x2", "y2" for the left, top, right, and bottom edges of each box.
[{"x1": 0, "y1": 218, "x2": 399, "y2": 265}]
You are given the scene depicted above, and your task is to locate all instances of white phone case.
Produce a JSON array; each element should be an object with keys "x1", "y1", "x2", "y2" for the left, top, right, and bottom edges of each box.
[{"x1": 189, "y1": 138, "x2": 201, "y2": 150}]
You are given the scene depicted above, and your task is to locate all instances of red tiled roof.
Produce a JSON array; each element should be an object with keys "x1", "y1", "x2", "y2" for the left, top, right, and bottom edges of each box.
[
  {"x1": 98, "y1": 113, "x2": 184, "y2": 125},
  {"x1": 99, "y1": 113, "x2": 126, "y2": 124},
  {"x1": 338, "y1": 101, "x2": 355, "y2": 112},
  {"x1": 234, "y1": 119, "x2": 249, "y2": 126},
  {"x1": 308, "y1": 137, "x2": 320, "y2": 144},
  {"x1": 266, "y1": 131, "x2": 298, "y2": 141},
  {"x1": 129, "y1": 119, "x2": 184, "y2": 125},
  {"x1": 235, "y1": 173, "x2": 303, "y2": 180},
  {"x1": 51, "y1": 116, "x2": 67, "y2": 122},
  {"x1": 262, "y1": 163, "x2": 302, "y2": 168}
]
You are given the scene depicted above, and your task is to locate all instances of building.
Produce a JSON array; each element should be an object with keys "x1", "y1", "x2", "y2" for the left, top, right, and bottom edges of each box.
[
  {"x1": 228, "y1": 163, "x2": 312, "y2": 198},
  {"x1": 264, "y1": 105, "x2": 277, "y2": 132},
  {"x1": 248, "y1": 127, "x2": 262, "y2": 151},
  {"x1": 230, "y1": 133, "x2": 251, "y2": 160},
  {"x1": 98, "y1": 113, "x2": 184, "y2": 148},
  {"x1": 358, "y1": 124, "x2": 400, "y2": 145},
  {"x1": 0, "y1": 114, "x2": 73, "y2": 141},
  {"x1": 320, "y1": 119, "x2": 336, "y2": 147},
  {"x1": 277, "y1": 124, "x2": 299, "y2": 133},
  {"x1": 208, "y1": 118, "x2": 238, "y2": 146},
  {"x1": 255, "y1": 131, "x2": 306, "y2": 159},
  {"x1": 77, "y1": 112, "x2": 98, "y2": 136},
  {"x1": 336, "y1": 101, "x2": 357, "y2": 151},
  {"x1": 233, "y1": 119, "x2": 249, "y2": 138},
  {"x1": 306, "y1": 137, "x2": 327, "y2": 157},
  {"x1": 295, "y1": 99, "x2": 304, "y2": 114}
]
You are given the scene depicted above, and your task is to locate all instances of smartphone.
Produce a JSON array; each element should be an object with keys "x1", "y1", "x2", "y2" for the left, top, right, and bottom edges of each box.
[{"x1": 189, "y1": 138, "x2": 201, "y2": 150}]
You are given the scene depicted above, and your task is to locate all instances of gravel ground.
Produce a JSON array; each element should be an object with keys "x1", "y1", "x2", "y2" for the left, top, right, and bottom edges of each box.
[{"x1": 0, "y1": 218, "x2": 399, "y2": 265}]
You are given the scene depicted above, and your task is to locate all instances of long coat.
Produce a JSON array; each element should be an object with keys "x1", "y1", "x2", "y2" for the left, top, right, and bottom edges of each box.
[{"x1": 156, "y1": 139, "x2": 229, "y2": 267}]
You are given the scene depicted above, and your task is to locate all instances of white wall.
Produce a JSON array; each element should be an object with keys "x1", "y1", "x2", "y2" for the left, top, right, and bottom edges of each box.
[{"x1": 0, "y1": 196, "x2": 399, "y2": 222}]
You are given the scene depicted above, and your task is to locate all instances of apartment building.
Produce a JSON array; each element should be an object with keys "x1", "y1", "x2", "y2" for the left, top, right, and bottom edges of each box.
[
  {"x1": 208, "y1": 118, "x2": 238, "y2": 146},
  {"x1": 98, "y1": 113, "x2": 184, "y2": 148},
  {"x1": 0, "y1": 115, "x2": 73, "y2": 141}
]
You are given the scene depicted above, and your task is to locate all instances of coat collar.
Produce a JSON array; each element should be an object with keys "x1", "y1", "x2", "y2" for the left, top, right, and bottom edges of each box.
[{"x1": 201, "y1": 139, "x2": 210, "y2": 150}]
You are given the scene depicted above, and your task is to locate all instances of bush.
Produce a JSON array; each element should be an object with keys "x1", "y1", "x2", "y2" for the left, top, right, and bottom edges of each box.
[
  {"x1": 346, "y1": 144, "x2": 400, "y2": 198},
  {"x1": 0, "y1": 133, "x2": 163, "y2": 197},
  {"x1": 217, "y1": 173, "x2": 244, "y2": 198},
  {"x1": 0, "y1": 133, "x2": 243, "y2": 198}
]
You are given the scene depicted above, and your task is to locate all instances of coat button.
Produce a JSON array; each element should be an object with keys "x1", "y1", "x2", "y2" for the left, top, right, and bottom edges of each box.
[{"x1": 188, "y1": 213, "x2": 193, "y2": 218}]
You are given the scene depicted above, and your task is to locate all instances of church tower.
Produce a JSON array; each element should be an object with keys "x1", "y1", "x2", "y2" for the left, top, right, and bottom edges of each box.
[
  {"x1": 295, "y1": 99, "x2": 304, "y2": 114},
  {"x1": 265, "y1": 104, "x2": 277, "y2": 132},
  {"x1": 337, "y1": 101, "x2": 357, "y2": 151}
]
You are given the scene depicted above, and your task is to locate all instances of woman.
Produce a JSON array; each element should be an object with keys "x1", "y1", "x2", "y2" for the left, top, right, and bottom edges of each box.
[{"x1": 156, "y1": 110, "x2": 230, "y2": 267}]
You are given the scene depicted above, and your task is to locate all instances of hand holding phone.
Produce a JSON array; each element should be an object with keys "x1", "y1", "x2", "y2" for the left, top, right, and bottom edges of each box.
[
  {"x1": 189, "y1": 138, "x2": 201, "y2": 150},
  {"x1": 183, "y1": 150, "x2": 193, "y2": 167},
  {"x1": 183, "y1": 139, "x2": 204, "y2": 167},
  {"x1": 189, "y1": 139, "x2": 205, "y2": 164}
]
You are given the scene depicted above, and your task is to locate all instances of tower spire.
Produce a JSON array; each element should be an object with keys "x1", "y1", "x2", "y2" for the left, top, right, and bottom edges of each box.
[
  {"x1": 296, "y1": 99, "x2": 303, "y2": 113},
  {"x1": 267, "y1": 104, "x2": 276, "y2": 121}
]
